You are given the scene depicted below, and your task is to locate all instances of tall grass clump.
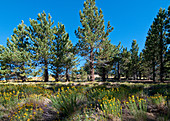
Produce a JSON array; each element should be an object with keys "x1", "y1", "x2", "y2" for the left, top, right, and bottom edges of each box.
[
  {"x1": 100, "y1": 97, "x2": 122, "y2": 120},
  {"x1": 149, "y1": 94, "x2": 167, "y2": 107},
  {"x1": 50, "y1": 86, "x2": 86, "y2": 119},
  {"x1": 124, "y1": 95, "x2": 147, "y2": 120}
]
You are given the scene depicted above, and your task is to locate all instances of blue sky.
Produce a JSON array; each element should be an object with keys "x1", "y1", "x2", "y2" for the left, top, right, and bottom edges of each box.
[{"x1": 0, "y1": 0, "x2": 169, "y2": 53}]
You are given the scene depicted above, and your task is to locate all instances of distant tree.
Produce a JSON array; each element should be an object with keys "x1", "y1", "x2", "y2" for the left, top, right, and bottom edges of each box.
[
  {"x1": 109, "y1": 42, "x2": 122, "y2": 80},
  {"x1": 110, "y1": 43, "x2": 131, "y2": 81},
  {"x1": 63, "y1": 38, "x2": 78, "y2": 82},
  {"x1": 29, "y1": 11, "x2": 55, "y2": 82},
  {"x1": 130, "y1": 40, "x2": 139, "y2": 80},
  {"x1": 75, "y1": 0, "x2": 113, "y2": 81},
  {"x1": 120, "y1": 47, "x2": 131, "y2": 80},
  {"x1": 71, "y1": 69, "x2": 77, "y2": 82},
  {"x1": 142, "y1": 48, "x2": 152, "y2": 80},
  {"x1": 79, "y1": 67, "x2": 87, "y2": 81},
  {"x1": 64, "y1": 51, "x2": 78, "y2": 82},
  {"x1": 138, "y1": 52, "x2": 144, "y2": 80},
  {"x1": 51, "y1": 23, "x2": 78, "y2": 82},
  {"x1": 96, "y1": 40, "x2": 115, "y2": 81},
  {"x1": 83, "y1": 61, "x2": 91, "y2": 81}
]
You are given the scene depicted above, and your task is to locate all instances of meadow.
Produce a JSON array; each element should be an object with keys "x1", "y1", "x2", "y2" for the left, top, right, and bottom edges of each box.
[{"x1": 0, "y1": 81, "x2": 169, "y2": 121}]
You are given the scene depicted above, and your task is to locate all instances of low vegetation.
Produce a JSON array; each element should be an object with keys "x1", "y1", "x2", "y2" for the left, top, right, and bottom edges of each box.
[{"x1": 0, "y1": 82, "x2": 169, "y2": 121}]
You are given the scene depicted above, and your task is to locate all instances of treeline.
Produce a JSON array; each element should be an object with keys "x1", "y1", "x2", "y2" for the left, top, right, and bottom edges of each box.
[{"x1": 0, "y1": 0, "x2": 169, "y2": 82}]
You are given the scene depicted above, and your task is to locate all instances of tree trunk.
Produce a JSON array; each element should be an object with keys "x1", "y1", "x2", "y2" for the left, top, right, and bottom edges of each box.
[
  {"x1": 90, "y1": 48, "x2": 95, "y2": 81},
  {"x1": 139, "y1": 71, "x2": 142, "y2": 80},
  {"x1": 134, "y1": 72, "x2": 136, "y2": 80},
  {"x1": 126, "y1": 70, "x2": 129, "y2": 80},
  {"x1": 135, "y1": 71, "x2": 137, "y2": 80},
  {"x1": 65, "y1": 68, "x2": 70, "y2": 82},
  {"x1": 133, "y1": 68, "x2": 137, "y2": 80},
  {"x1": 117, "y1": 61, "x2": 120, "y2": 81},
  {"x1": 160, "y1": 26, "x2": 164, "y2": 82},
  {"x1": 44, "y1": 60, "x2": 48, "y2": 82},
  {"x1": 102, "y1": 67, "x2": 106, "y2": 82},
  {"x1": 152, "y1": 60, "x2": 156, "y2": 82},
  {"x1": 55, "y1": 73, "x2": 59, "y2": 82},
  {"x1": 21, "y1": 64, "x2": 26, "y2": 82},
  {"x1": 21, "y1": 76, "x2": 26, "y2": 82}
]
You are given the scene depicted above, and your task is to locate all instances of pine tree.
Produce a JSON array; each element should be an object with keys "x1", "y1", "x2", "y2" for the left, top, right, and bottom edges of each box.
[
  {"x1": 63, "y1": 38, "x2": 78, "y2": 82},
  {"x1": 83, "y1": 61, "x2": 91, "y2": 81},
  {"x1": 0, "y1": 45, "x2": 3, "y2": 80},
  {"x1": 96, "y1": 40, "x2": 115, "y2": 81},
  {"x1": 143, "y1": 24, "x2": 159, "y2": 82},
  {"x1": 0, "y1": 21, "x2": 34, "y2": 82},
  {"x1": 109, "y1": 42, "x2": 122, "y2": 80},
  {"x1": 51, "y1": 23, "x2": 78, "y2": 82},
  {"x1": 165, "y1": 6, "x2": 170, "y2": 44},
  {"x1": 79, "y1": 67, "x2": 87, "y2": 81},
  {"x1": 71, "y1": 69, "x2": 78, "y2": 82},
  {"x1": 64, "y1": 51, "x2": 78, "y2": 82},
  {"x1": 138, "y1": 52, "x2": 144, "y2": 80},
  {"x1": 155, "y1": 8, "x2": 167, "y2": 82},
  {"x1": 0, "y1": 46, "x2": 2, "y2": 80},
  {"x1": 130, "y1": 40, "x2": 139, "y2": 80},
  {"x1": 120, "y1": 47, "x2": 131, "y2": 80},
  {"x1": 29, "y1": 11, "x2": 55, "y2": 82},
  {"x1": 75, "y1": 0, "x2": 113, "y2": 81},
  {"x1": 144, "y1": 7, "x2": 169, "y2": 82},
  {"x1": 50, "y1": 23, "x2": 65, "y2": 81},
  {"x1": 0, "y1": 45, "x2": 11, "y2": 81},
  {"x1": 164, "y1": 6, "x2": 170, "y2": 80},
  {"x1": 142, "y1": 48, "x2": 152, "y2": 80},
  {"x1": 115, "y1": 43, "x2": 123, "y2": 80}
]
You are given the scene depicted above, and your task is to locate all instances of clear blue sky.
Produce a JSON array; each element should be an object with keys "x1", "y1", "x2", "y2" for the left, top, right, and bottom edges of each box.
[{"x1": 0, "y1": 0, "x2": 169, "y2": 53}]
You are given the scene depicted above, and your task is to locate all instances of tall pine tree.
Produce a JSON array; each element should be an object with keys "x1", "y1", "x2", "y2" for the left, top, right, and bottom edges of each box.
[
  {"x1": 29, "y1": 11, "x2": 55, "y2": 82},
  {"x1": 0, "y1": 21, "x2": 34, "y2": 82},
  {"x1": 164, "y1": 6, "x2": 170, "y2": 80},
  {"x1": 143, "y1": 24, "x2": 159, "y2": 82},
  {"x1": 143, "y1": 7, "x2": 169, "y2": 82},
  {"x1": 155, "y1": 8, "x2": 167, "y2": 82},
  {"x1": 75, "y1": 0, "x2": 113, "y2": 81}
]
